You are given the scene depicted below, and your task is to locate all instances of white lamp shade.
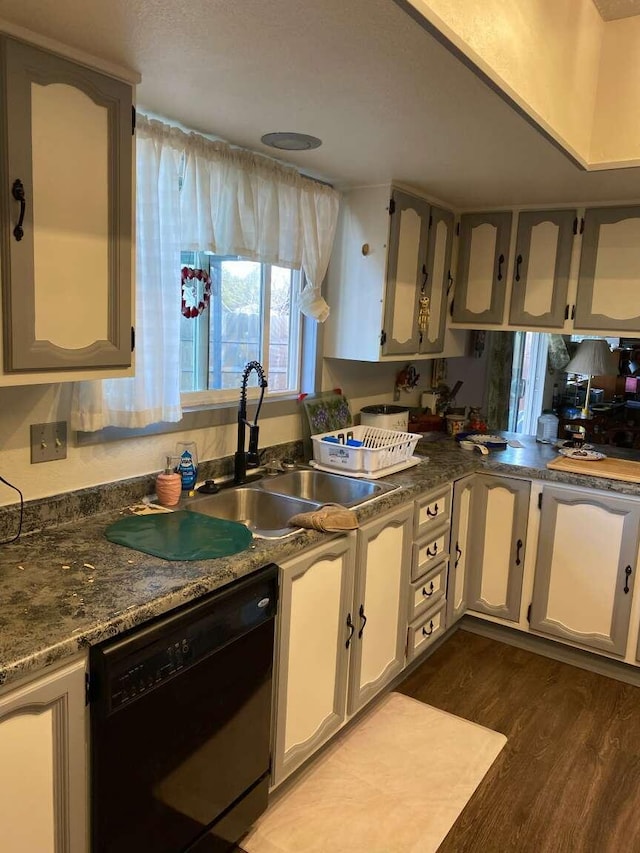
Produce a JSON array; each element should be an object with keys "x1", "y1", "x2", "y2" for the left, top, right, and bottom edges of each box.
[{"x1": 564, "y1": 339, "x2": 617, "y2": 377}]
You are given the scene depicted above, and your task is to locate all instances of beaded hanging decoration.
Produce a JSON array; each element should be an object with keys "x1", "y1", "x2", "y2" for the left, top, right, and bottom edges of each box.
[{"x1": 181, "y1": 266, "x2": 212, "y2": 318}]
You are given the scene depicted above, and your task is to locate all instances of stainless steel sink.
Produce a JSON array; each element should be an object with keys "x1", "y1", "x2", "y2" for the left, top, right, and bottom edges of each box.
[
  {"x1": 260, "y1": 468, "x2": 397, "y2": 507},
  {"x1": 185, "y1": 487, "x2": 320, "y2": 539}
]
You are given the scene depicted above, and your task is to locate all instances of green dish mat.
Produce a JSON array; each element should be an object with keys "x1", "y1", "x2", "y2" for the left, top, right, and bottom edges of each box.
[{"x1": 105, "y1": 511, "x2": 252, "y2": 561}]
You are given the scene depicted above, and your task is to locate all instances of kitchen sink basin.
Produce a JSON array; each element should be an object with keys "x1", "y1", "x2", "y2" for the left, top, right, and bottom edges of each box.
[
  {"x1": 261, "y1": 468, "x2": 396, "y2": 507},
  {"x1": 185, "y1": 487, "x2": 320, "y2": 539}
]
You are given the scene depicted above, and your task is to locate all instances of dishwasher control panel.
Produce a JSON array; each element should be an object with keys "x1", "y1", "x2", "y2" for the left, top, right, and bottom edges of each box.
[
  {"x1": 110, "y1": 637, "x2": 194, "y2": 709},
  {"x1": 92, "y1": 563, "x2": 278, "y2": 715}
]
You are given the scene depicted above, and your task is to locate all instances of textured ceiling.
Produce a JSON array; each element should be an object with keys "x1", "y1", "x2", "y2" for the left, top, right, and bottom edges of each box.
[
  {"x1": 0, "y1": 0, "x2": 639, "y2": 209},
  {"x1": 593, "y1": 0, "x2": 640, "y2": 20}
]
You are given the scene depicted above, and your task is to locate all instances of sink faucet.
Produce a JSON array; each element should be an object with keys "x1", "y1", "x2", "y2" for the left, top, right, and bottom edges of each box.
[{"x1": 234, "y1": 360, "x2": 268, "y2": 484}]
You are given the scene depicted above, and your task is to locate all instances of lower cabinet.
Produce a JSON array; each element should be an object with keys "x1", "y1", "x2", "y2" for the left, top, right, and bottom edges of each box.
[
  {"x1": 407, "y1": 598, "x2": 447, "y2": 662},
  {"x1": 530, "y1": 484, "x2": 640, "y2": 656},
  {"x1": 0, "y1": 657, "x2": 87, "y2": 852},
  {"x1": 272, "y1": 535, "x2": 356, "y2": 786},
  {"x1": 347, "y1": 503, "x2": 413, "y2": 715},
  {"x1": 466, "y1": 474, "x2": 530, "y2": 622},
  {"x1": 273, "y1": 503, "x2": 412, "y2": 786},
  {"x1": 447, "y1": 473, "x2": 476, "y2": 626}
]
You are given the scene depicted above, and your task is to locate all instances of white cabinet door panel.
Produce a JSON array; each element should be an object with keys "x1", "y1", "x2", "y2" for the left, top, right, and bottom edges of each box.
[
  {"x1": 465, "y1": 224, "x2": 496, "y2": 315},
  {"x1": 466, "y1": 475, "x2": 529, "y2": 622},
  {"x1": 0, "y1": 657, "x2": 87, "y2": 853},
  {"x1": 348, "y1": 504, "x2": 412, "y2": 715},
  {"x1": 274, "y1": 537, "x2": 356, "y2": 785},
  {"x1": 574, "y1": 206, "x2": 640, "y2": 332},
  {"x1": 530, "y1": 485, "x2": 640, "y2": 655}
]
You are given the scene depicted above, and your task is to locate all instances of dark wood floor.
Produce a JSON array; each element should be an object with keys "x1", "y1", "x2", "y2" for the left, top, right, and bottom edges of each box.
[{"x1": 398, "y1": 629, "x2": 640, "y2": 853}]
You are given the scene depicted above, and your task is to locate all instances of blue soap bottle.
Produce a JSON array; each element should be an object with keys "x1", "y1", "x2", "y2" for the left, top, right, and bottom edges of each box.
[{"x1": 176, "y1": 442, "x2": 198, "y2": 490}]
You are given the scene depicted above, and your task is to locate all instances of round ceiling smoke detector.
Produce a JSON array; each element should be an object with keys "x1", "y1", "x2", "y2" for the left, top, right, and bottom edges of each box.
[{"x1": 261, "y1": 132, "x2": 322, "y2": 151}]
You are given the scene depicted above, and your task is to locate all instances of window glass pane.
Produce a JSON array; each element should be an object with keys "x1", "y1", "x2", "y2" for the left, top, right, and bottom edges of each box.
[
  {"x1": 210, "y1": 260, "x2": 262, "y2": 390},
  {"x1": 179, "y1": 254, "x2": 302, "y2": 398},
  {"x1": 180, "y1": 253, "x2": 210, "y2": 393},
  {"x1": 269, "y1": 266, "x2": 296, "y2": 392}
]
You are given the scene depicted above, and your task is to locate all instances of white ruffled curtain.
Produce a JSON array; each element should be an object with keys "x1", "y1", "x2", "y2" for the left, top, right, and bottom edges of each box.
[
  {"x1": 71, "y1": 115, "x2": 340, "y2": 431},
  {"x1": 71, "y1": 118, "x2": 184, "y2": 431},
  {"x1": 179, "y1": 132, "x2": 339, "y2": 320}
]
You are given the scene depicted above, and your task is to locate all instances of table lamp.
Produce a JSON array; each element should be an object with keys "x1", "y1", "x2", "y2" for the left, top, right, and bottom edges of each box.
[{"x1": 564, "y1": 338, "x2": 617, "y2": 418}]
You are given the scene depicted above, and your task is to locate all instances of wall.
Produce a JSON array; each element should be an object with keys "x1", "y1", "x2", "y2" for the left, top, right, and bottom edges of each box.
[
  {"x1": 0, "y1": 358, "x2": 415, "y2": 506},
  {"x1": 0, "y1": 356, "x2": 455, "y2": 506},
  {"x1": 0, "y1": 382, "x2": 299, "y2": 506},
  {"x1": 444, "y1": 349, "x2": 489, "y2": 411},
  {"x1": 403, "y1": 0, "x2": 603, "y2": 164},
  {"x1": 590, "y1": 16, "x2": 640, "y2": 166}
]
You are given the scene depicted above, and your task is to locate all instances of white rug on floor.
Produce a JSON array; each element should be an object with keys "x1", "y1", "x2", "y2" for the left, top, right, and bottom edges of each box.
[{"x1": 243, "y1": 692, "x2": 506, "y2": 853}]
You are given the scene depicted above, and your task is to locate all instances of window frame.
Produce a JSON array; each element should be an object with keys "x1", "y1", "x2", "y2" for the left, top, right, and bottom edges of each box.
[{"x1": 179, "y1": 254, "x2": 304, "y2": 408}]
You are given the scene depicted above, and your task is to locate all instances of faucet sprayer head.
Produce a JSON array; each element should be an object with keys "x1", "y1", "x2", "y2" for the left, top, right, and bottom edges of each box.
[{"x1": 239, "y1": 361, "x2": 268, "y2": 415}]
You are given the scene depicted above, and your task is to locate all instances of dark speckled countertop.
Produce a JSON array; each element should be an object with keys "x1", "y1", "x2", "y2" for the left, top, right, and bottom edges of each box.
[{"x1": 1, "y1": 434, "x2": 639, "y2": 689}]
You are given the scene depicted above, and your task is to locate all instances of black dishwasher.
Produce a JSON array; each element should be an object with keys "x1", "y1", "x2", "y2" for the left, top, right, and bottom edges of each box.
[{"x1": 90, "y1": 564, "x2": 278, "y2": 853}]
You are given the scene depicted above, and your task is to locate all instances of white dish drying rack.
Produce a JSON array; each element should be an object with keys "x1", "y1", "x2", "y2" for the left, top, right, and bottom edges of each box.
[{"x1": 311, "y1": 425, "x2": 421, "y2": 476}]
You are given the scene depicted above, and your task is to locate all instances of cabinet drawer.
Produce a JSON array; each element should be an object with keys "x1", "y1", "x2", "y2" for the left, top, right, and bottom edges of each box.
[
  {"x1": 414, "y1": 485, "x2": 452, "y2": 538},
  {"x1": 407, "y1": 600, "x2": 446, "y2": 661},
  {"x1": 409, "y1": 561, "x2": 447, "y2": 622},
  {"x1": 412, "y1": 525, "x2": 450, "y2": 581}
]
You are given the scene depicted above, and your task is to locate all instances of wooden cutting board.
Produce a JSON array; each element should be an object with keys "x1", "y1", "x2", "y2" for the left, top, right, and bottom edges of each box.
[{"x1": 546, "y1": 455, "x2": 640, "y2": 483}]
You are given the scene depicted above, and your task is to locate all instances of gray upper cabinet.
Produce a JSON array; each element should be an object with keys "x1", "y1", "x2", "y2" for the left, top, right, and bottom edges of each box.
[
  {"x1": 452, "y1": 211, "x2": 512, "y2": 325},
  {"x1": 382, "y1": 189, "x2": 430, "y2": 356},
  {"x1": 574, "y1": 205, "x2": 640, "y2": 333},
  {"x1": 508, "y1": 209, "x2": 577, "y2": 328},
  {"x1": 466, "y1": 474, "x2": 530, "y2": 622},
  {"x1": 324, "y1": 185, "x2": 458, "y2": 361},
  {"x1": 530, "y1": 484, "x2": 640, "y2": 656},
  {"x1": 0, "y1": 36, "x2": 133, "y2": 373},
  {"x1": 419, "y1": 205, "x2": 454, "y2": 354}
]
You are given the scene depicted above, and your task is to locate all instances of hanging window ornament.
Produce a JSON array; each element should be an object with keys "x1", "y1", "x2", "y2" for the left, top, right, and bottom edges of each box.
[{"x1": 181, "y1": 266, "x2": 212, "y2": 318}]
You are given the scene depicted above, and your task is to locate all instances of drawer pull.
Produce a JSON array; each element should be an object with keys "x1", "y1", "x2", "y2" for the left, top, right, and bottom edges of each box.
[
  {"x1": 515, "y1": 538, "x2": 523, "y2": 567},
  {"x1": 346, "y1": 612, "x2": 355, "y2": 648},
  {"x1": 358, "y1": 603, "x2": 367, "y2": 639},
  {"x1": 422, "y1": 621, "x2": 434, "y2": 638},
  {"x1": 624, "y1": 565, "x2": 633, "y2": 595},
  {"x1": 426, "y1": 543, "x2": 438, "y2": 558},
  {"x1": 12, "y1": 179, "x2": 26, "y2": 242},
  {"x1": 455, "y1": 541, "x2": 462, "y2": 568},
  {"x1": 422, "y1": 581, "x2": 435, "y2": 598},
  {"x1": 515, "y1": 253, "x2": 523, "y2": 282},
  {"x1": 497, "y1": 253, "x2": 505, "y2": 282},
  {"x1": 426, "y1": 503, "x2": 439, "y2": 518}
]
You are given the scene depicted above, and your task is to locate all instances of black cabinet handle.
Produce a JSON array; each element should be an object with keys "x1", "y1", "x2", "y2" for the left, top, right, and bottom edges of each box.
[
  {"x1": 564, "y1": 304, "x2": 570, "y2": 320},
  {"x1": 515, "y1": 538, "x2": 523, "y2": 566},
  {"x1": 421, "y1": 263, "x2": 428, "y2": 293},
  {"x1": 426, "y1": 543, "x2": 438, "y2": 558},
  {"x1": 426, "y1": 503, "x2": 439, "y2": 518},
  {"x1": 571, "y1": 305, "x2": 576, "y2": 320},
  {"x1": 345, "y1": 612, "x2": 355, "y2": 648},
  {"x1": 12, "y1": 179, "x2": 26, "y2": 242},
  {"x1": 455, "y1": 542, "x2": 462, "y2": 568},
  {"x1": 497, "y1": 253, "x2": 505, "y2": 282},
  {"x1": 515, "y1": 254, "x2": 523, "y2": 282},
  {"x1": 447, "y1": 271, "x2": 454, "y2": 295},
  {"x1": 624, "y1": 565, "x2": 633, "y2": 595},
  {"x1": 358, "y1": 603, "x2": 367, "y2": 639},
  {"x1": 422, "y1": 581, "x2": 435, "y2": 598},
  {"x1": 422, "y1": 621, "x2": 434, "y2": 638}
]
